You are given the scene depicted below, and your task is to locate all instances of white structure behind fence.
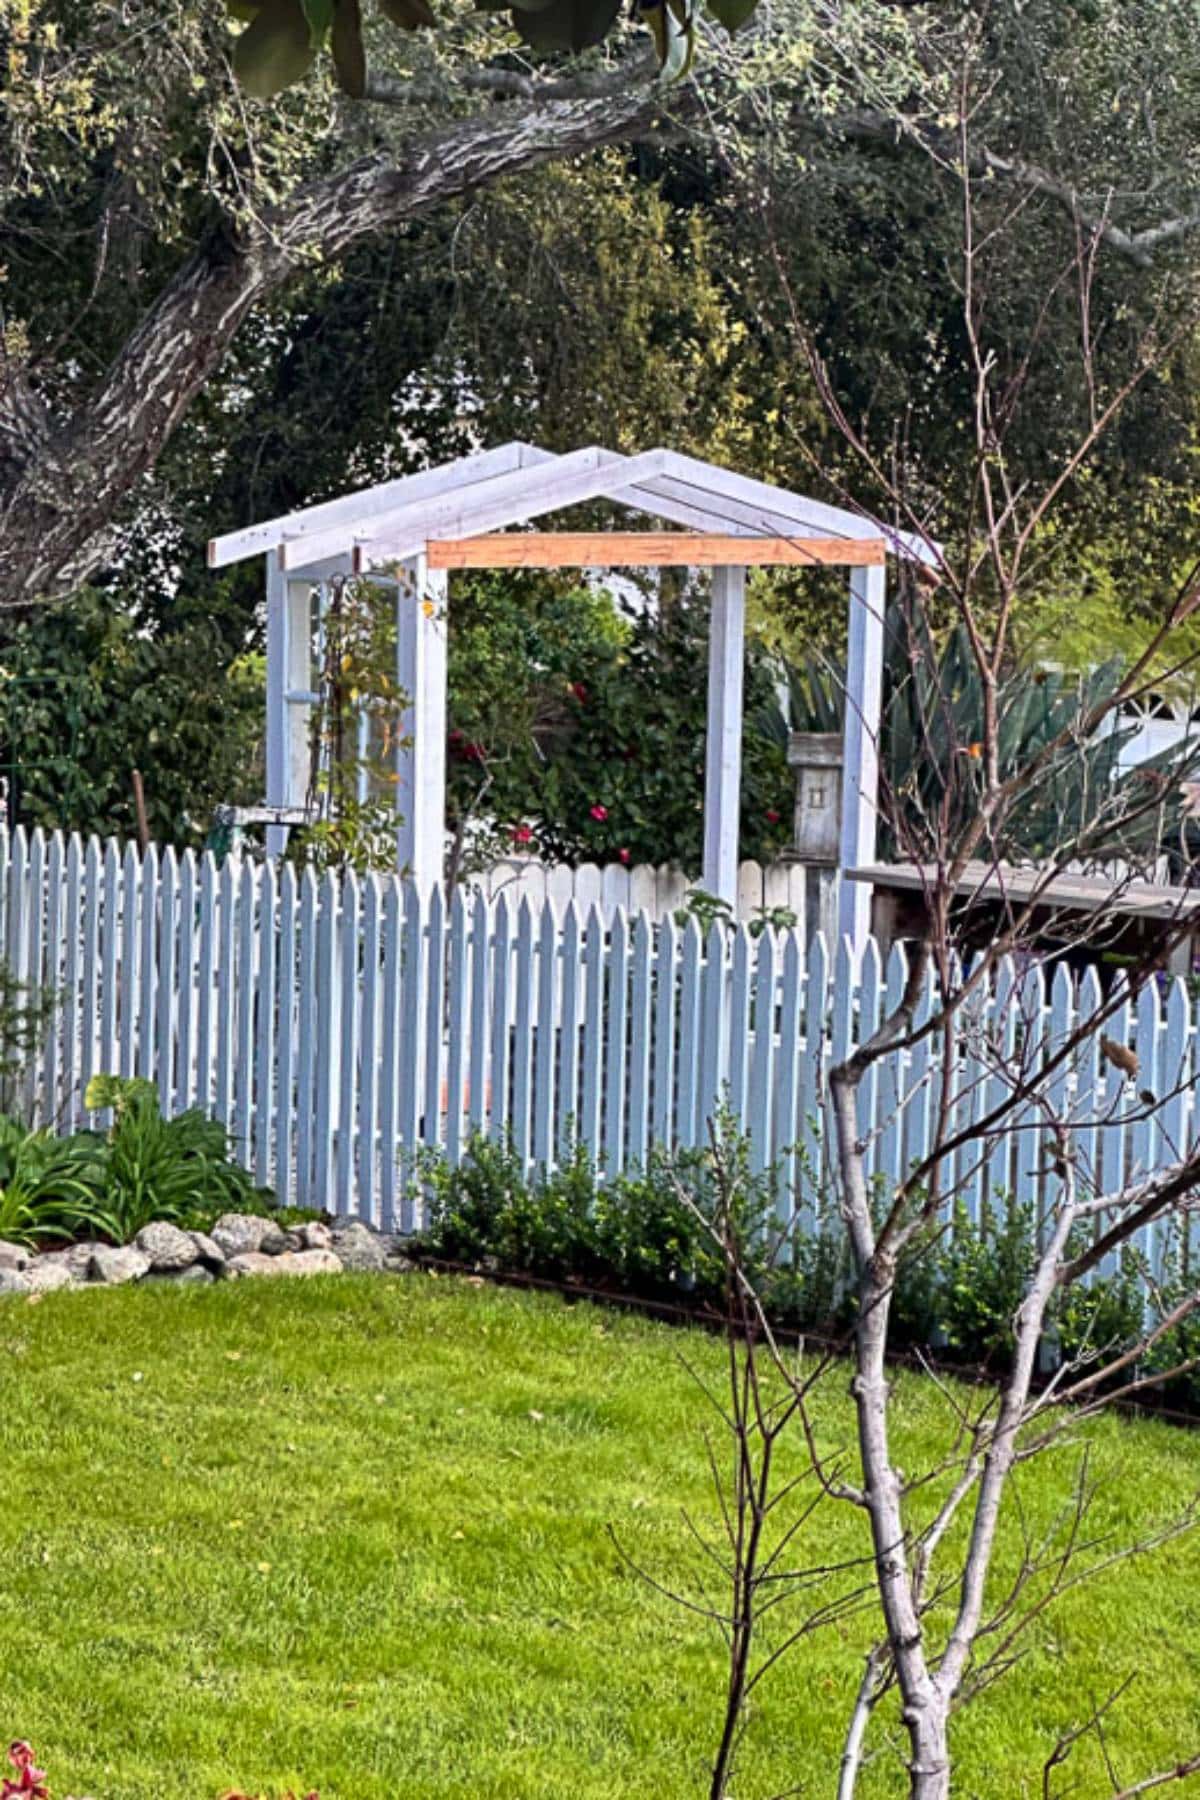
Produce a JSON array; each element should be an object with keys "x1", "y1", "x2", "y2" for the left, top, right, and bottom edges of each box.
[
  {"x1": 471, "y1": 856, "x2": 836, "y2": 936},
  {"x1": 5, "y1": 829, "x2": 1198, "y2": 1269}
]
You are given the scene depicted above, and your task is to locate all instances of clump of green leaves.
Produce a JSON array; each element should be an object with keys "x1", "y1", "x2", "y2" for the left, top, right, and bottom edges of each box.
[
  {"x1": 224, "y1": 0, "x2": 759, "y2": 99},
  {"x1": 84, "y1": 1074, "x2": 269, "y2": 1239},
  {"x1": 0, "y1": 1079, "x2": 270, "y2": 1248}
]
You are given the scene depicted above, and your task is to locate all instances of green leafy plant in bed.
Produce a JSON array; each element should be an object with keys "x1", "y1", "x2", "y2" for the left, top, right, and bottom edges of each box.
[
  {"x1": 83, "y1": 1074, "x2": 268, "y2": 1238},
  {"x1": 0, "y1": 1078, "x2": 269, "y2": 1247}
]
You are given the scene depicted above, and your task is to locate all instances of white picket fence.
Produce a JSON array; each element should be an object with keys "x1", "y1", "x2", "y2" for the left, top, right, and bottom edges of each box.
[
  {"x1": 3, "y1": 828, "x2": 1198, "y2": 1265},
  {"x1": 471, "y1": 856, "x2": 836, "y2": 936}
]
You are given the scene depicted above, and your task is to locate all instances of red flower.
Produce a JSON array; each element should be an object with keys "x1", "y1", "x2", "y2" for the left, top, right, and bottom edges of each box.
[
  {"x1": 3, "y1": 1744, "x2": 48, "y2": 1800},
  {"x1": 589, "y1": 804, "x2": 608, "y2": 822},
  {"x1": 765, "y1": 808, "x2": 781, "y2": 825},
  {"x1": 511, "y1": 824, "x2": 533, "y2": 847},
  {"x1": 618, "y1": 847, "x2": 630, "y2": 864},
  {"x1": 570, "y1": 682, "x2": 588, "y2": 703}
]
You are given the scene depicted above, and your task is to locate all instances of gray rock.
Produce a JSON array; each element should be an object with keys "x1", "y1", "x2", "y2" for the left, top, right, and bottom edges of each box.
[
  {"x1": 134, "y1": 1221, "x2": 198, "y2": 1272},
  {"x1": 52, "y1": 1241, "x2": 107, "y2": 1280},
  {"x1": 24, "y1": 1259, "x2": 76, "y2": 1293},
  {"x1": 0, "y1": 1239, "x2": 31, "y2": 1272},
  {"x1": 88, "y1": 1244, "x2": 152, "y2": 1286},
  {"x1": 298, "y1": 1221, "x2": 333, "y2": 1252},
  {"x1": 189, "y1": 1230, "x2": 226, "y2": 1269},
  {"x1": 143, "y1": 1264, "x2": 215, "y2": 1286},
  {"x1": 0, "y1": 1267, "x2": 32, "y2": 1295},
  {"x1": 386, "y1": 1253, "x2": 417, "y2": 1275},
  {"x1": 330, "y1": 1221, "x2": 387, "y2": 1272},
  {"x1": 257, "y1": 1224, "x2": 293, "y2": 1256},
  {"x1": 211, "y1": 1214, "x2": 279, "y2": 1258},
  {"x1": 224, "y1": 1248, "x2": 343, "y2": 1280}
]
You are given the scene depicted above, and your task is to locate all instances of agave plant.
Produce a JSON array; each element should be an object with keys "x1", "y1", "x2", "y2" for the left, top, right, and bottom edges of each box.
[
  {"x1": 758, "y1": 626, "x2": 1200, "y2": 870},
  {"x1": 223, "y1": 0, "x2": 754, "y2": 101}
]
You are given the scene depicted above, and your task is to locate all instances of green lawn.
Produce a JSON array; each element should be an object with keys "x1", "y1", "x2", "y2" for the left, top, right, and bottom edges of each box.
[{"x1": 0, "y1": 1274, "x2": 1198, "y2": 1799}]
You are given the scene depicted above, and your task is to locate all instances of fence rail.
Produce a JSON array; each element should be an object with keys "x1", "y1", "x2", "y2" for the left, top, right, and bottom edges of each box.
[{"x1": 3, "y1": 829, "x2": 1198, "y2": 1266}]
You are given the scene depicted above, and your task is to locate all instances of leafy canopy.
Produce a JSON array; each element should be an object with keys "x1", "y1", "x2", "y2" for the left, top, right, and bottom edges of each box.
[{"x1": 224, "y1": 0, "x2": 755, "y2": 98}]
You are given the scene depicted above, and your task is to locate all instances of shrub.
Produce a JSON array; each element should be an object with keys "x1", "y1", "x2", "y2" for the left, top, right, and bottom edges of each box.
[{"x1": 412, "y1": 1134, "x2": 1200, "y2": 1411}]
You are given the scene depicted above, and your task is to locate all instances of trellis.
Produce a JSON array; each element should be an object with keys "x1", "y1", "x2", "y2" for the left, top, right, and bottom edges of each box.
[{"x1": 209, "y1": 442, "x2": 935, "y2": 948}]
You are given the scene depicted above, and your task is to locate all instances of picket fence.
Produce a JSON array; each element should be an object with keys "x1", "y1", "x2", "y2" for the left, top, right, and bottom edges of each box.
[
  {"x1": 472, "y1": 856, "x2": 837, "y2": 937},
  {"x1": 3, "y1": 827, "x2": 1198, "y2": 1259}
]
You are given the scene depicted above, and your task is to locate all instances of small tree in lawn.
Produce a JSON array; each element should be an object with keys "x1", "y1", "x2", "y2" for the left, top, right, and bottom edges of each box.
[{"x1": 642, "y1": 39, "x2": 1200, "y2": 1800}]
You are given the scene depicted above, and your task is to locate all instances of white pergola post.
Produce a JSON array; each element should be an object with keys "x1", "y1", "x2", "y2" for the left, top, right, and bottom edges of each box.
[
  {"x1": 395, "y1": 552, "x2": 448, "y2": 889},
  {"x1": 702, "y1": 565, "x2": 747, "y2": 906},
  {"x1": 837, "y1": 561, "x2": 886, "y2": 950}
]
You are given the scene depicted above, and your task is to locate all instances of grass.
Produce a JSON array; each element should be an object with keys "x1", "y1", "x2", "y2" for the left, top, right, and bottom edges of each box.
[{"x1": 0, "y1": 1274, "x2": 1198, "y2": 1799}]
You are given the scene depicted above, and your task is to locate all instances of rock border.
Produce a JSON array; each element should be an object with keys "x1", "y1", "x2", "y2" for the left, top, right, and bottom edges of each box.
[{"x1": 0, "y1": 1217, "x2": 414, "y2": 1295}]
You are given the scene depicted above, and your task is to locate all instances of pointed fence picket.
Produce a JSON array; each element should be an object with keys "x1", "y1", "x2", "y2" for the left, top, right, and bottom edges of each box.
[{"x1": 0, "y1": 826, "x2": 1196, "y2": 1310}]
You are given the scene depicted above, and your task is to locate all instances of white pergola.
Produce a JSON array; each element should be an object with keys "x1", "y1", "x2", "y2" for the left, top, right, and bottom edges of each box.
[{"x1": 209, "y1": 442, "x2": 933, "y2": 948}]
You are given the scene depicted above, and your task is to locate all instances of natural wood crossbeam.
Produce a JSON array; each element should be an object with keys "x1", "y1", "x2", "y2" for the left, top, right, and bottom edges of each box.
[{"x1": 425, "y1": 531, "x2": 887, "y2": 570}]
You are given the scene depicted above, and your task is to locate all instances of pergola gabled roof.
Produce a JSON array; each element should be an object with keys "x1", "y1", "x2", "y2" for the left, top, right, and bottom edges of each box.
[{"x1": 208, "y1": 441, "x2": 938, "y2": 575}]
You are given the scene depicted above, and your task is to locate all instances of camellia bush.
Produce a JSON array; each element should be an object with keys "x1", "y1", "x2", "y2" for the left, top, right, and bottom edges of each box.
[{"x1": 446, "y1": 572, "x2": 795, "y2": 871}]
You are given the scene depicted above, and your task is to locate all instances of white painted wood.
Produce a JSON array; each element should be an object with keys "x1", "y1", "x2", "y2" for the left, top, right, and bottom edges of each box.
[
  {"x1": 604, "y1": 909, "x2": 630, "y2": 1174},
  {"x1": 354, "y1": 448, "x2": 668, "y2": 569},
  {"x1": 41, "y1": 832, "x2": 64, "y2": 1124},
  {"x1": 627, "y1": 913, "x2": 653, "y2": 1170},
  {"x1": 533, "y1": 899, "x2": 559, "y2": 1171},
  {"x1": 651, "y1": 914, "x2": 678, "y2": 1150},
  {"x1": 136, "y1": 840, "x2": 159, "y2": 1086},
  {"x1": 335, "y1": 871, "x2": 360, "y2": 1217},
  {"x1": 235, "y1": 859, "x2": 258, "y2": 1166},
  {"x1": 557, "y1": 901, "x2": 582, "y2": 1158},
  {"x1": 467, "y1": 889, "x2": 492, "y2": 1139},
  {"x1": 421, "y1": 883, "x2": 448, "y2": 1213},
  {"x1": 313, "y1": 870, "x2": 340, "y2": 1210},
  {"x1": 377, "y1": 878, "x2": 404, "y2": 1230},
  {"x1": 209, "y1": 442, "x2": 545, "y2": 568},
  {"x1": 512, "y1": 897, "x2": 536, "y2": 1172},
  {"x1": 398, "y1": 879, "x2": 427, "y2": 1229},
  {"x1": 747, "y1": 928, "x2": 775, "y2": 1177},
  {"x1": 294, "y1": 865, "x2": 319, "y2": 1207},
  {"x1": 444, "y1": 886, "x2": 470, "y2": 1171},
  {"x1": 579, "y1": 904, "x2": 605, "y2": 1158},
  {"x1": 118, "y1": 841, "x2": 140, "y2": 1084},
  {"x1": 838, "y1": 562, "x2": 885, "y2": 951},
  {"x1": 702, "y1": 565, "x2": 747, "y2": 905},
  {"x1": 155, "y1": 847, "x2": 178, "y2": 1117},
  {"x1": 395, "y1": 556, "x2": 448, "y2": 890},
  {"x1": 275, "y1": 861, "x2": 298, "y2": 1204},
  {"x1": 675, "y1": 917, "x2": 703, "y2": 1150},
  {"x1": 253, "y1": 858, "x2": 277, "y2": 1188}
]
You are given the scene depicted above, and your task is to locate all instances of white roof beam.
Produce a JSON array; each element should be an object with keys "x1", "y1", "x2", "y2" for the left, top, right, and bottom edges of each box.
[
  {"x1": 656, "y1": 451, "x2": 939, "y2": 568},
  {"x1": 353, "y1": 447, "x2": 671, "y2": 569},
  {"x1": 208, "y1": 441, "x2": 548, "y2": 569}
]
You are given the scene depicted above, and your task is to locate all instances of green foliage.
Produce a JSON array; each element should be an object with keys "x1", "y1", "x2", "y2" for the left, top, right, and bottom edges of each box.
[
  {"x1": 413, "y1": 1135, "x2": 1200, "y2": 1411},
  {"x1": 83, "y1": 1074, "x2": 269, "y2": 1240},
  {"x1": 0, "y1": 1117, "x2": 108, "y2": 1247},
  {"x1": 0, "y1": 959, "x2": 61, "y2": 1099},
  {"x1": 447, "y1": 577, "x2": 793, "y2": 870},
  {"x1": 221, "y1": 0, "x2": 757, "y2": 98},
  {"x1": 414, "y1": 1131, "x2": 785, "y2": 1307},
  {"x1": 0, "y1": 1080, "x2": 268, "y2": 1248},
  {"x1": 0, "y1": 590, "x2": 263, "y2": 848},
  {"x1": 756, "y1": 621, "x2": 1200, "y2": 870}
]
